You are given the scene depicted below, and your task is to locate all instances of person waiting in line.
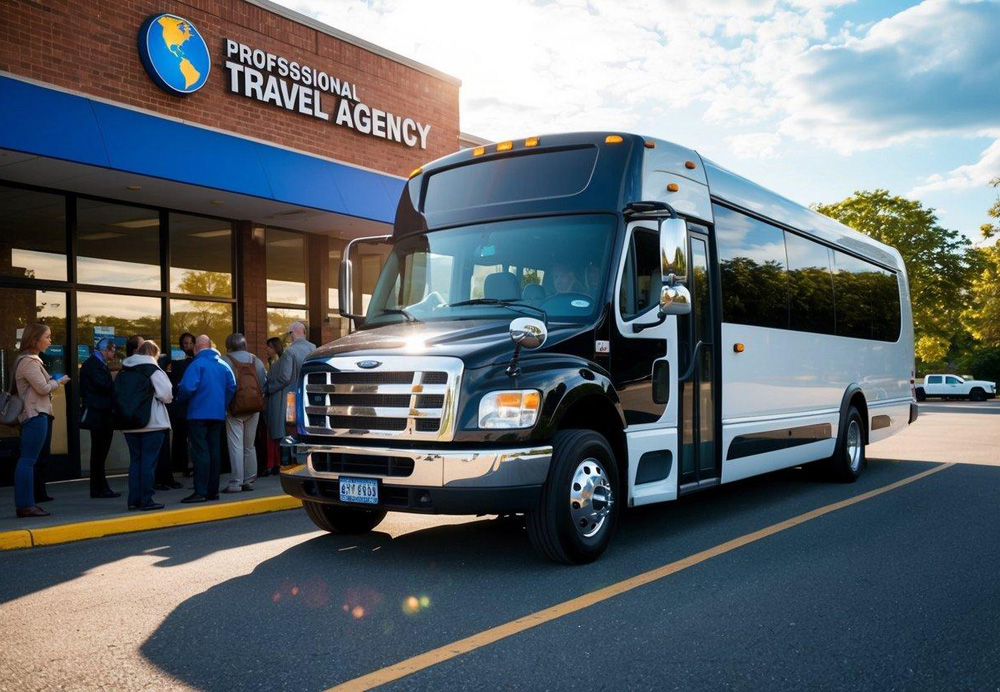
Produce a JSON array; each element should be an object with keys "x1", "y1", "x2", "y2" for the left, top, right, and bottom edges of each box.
[
  {"x1": 125, "y1": 334, "x2": 144, "y2": 358},
  {"x1": 168, "y1": 332, "x2": 196, "y2": 478},
  {"x1": 116, "y1": 341, "x2": 172, "y2": 511},
  {"x1": 79, "y1": 336, "x2": 121, "y2": 499},
  {"x1": 264, "y1": 323, "x2": 315, "y2": 475},
  {"x1": 261, "y1": 336, "x2": 284, "y2": 475},
  {"x1": 11, "y1": 323, "x2": 69, "y2": 518},
  {"x1": 176, "y1": 335, "x2": 236, "y2": 503},
  {"x1": 222, "y1": 333, "x2": 267, "y2": 493}
]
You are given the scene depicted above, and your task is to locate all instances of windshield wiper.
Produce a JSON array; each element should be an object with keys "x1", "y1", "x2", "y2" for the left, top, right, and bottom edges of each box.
[
  {"x1": 447, "y1": 298, "x2": 547, "y2": 323},
  {"x1": 380, "y1": 308, "x2": 421, "y2": 323}
]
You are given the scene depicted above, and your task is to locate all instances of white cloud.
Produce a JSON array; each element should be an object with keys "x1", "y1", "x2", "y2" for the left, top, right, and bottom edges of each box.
[
  {"x1": 727, "y1": 132, "x2": 782, "y2": 158},
  {"x1": 910, "y1": 135, "x2": 1000, "y2": 196}
]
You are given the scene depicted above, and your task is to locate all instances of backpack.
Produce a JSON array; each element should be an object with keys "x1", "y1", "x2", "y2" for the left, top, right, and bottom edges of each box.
[
  {"x1": 227, "y1": 356, "x2": 264, "y2": 416},
  {"x1": 112, "y1": 363, "x2": 157, "y2": 430}
]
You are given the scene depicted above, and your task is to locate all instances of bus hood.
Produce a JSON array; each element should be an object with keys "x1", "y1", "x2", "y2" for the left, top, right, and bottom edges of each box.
[{"x1": 306, "y1": 319, "x2": 592, "y2": 370}]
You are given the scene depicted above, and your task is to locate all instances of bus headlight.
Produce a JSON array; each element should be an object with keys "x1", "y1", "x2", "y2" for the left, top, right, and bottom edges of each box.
[{"x1": 478, "y1": 390, "x2": 541, "y2": 429}]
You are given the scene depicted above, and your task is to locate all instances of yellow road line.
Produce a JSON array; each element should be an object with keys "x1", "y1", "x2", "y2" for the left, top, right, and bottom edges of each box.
[
  {"x1": 0, "y1": 496, "x2": 302, "y2": 551},
  {"x1": 329, "y1": 462, "x2": 954, "y2": 692}
]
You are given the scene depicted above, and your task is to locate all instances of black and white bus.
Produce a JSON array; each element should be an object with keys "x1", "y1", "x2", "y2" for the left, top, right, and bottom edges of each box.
[{"x1": 279, "y1": 132, "x2": 917, "y2": 564}]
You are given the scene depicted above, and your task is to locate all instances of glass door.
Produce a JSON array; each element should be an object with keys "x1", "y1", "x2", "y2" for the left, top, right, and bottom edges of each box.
[{"x1": 677, "y1": 228, "x2": 719, "y2": 489}]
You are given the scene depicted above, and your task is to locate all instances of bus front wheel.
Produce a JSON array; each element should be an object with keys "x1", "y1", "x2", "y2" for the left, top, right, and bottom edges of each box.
[
  {"x1": 527, "y1": 430, "x2": 620, "y2": 565},
  {"x1": 303, "y1": 501, "x2": 387, "y2": 534}
]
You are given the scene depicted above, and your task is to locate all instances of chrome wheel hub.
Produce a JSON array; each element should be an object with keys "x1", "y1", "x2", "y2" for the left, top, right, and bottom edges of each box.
[
  {"x1": 847, "y1": 420, "x2": 862, "y2": 473},
  {"x1": 569, "y1": 457, "x2": 613, "y2": 539}
]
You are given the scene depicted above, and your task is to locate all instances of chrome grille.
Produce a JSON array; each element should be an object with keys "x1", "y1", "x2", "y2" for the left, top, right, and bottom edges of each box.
[{"x1": 302, "y1": 356, "x2": 463, "y2": 441}]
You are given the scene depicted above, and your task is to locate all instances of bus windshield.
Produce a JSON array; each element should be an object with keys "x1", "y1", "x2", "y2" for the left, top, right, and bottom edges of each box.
[{"x1": 363, "y1": 214, "x2": 617, "y2": 327}]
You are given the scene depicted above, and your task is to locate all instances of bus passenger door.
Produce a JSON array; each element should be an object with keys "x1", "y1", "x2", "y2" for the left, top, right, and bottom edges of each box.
[{"x1": 677, "y1": 226, "x2": 720, "y2": 492}]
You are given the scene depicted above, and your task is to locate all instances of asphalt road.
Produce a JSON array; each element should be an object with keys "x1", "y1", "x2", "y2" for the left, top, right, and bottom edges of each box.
[{"x1": 2, "y1": 401, "x2": 999, "y2": 691}]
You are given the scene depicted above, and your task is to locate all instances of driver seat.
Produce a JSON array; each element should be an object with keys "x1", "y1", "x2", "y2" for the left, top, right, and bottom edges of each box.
[{"x1": 483, "y1": 272, "x2": 521, "y2": 300}]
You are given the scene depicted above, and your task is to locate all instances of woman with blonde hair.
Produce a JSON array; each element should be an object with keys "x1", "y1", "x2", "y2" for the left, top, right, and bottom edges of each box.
[
  {"x1": 117, "y1": 340, "x2": 173, "y2": 511},
  {"x1": 12, "y1": 322, "x2": 69, "y2": 518}
]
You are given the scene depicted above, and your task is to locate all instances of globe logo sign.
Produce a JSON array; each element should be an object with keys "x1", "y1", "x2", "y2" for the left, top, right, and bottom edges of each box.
[{"x1": 138, "y1": 14, "x2": 211, "y2": 96}]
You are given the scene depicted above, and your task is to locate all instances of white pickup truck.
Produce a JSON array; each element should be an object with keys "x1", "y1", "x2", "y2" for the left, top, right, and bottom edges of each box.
[{"x1": 916, "y1": 374, "x2": 997, "y2": 402}]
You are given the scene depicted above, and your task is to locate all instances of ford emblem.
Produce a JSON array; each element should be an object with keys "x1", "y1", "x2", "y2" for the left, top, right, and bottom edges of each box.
[{"x1": 357, "y1": 360, "x2": 381, "y2": 369}]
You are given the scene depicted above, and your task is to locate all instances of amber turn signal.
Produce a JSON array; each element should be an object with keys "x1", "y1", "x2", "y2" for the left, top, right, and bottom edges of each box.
[
  {"x1": 605, "y1": 135, "x2": 624, "y2": 144},
  {"x1": 734, "y1": 343, "x2": 745, "y2": 353},
  {"x1": 497, "y1": 140, "x2": 513, "y2": 152},
  {"x1": 685, "y1": 161, "x2": 697, "y2": 170},
  {"x1": 666, "y1": 183, "x2": 679, "y2": 192}
]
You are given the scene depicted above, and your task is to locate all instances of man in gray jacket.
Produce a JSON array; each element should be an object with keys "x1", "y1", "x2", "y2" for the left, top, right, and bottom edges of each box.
[{"x1": 263, "y1": 321, "x2": 315, "y2": 473}]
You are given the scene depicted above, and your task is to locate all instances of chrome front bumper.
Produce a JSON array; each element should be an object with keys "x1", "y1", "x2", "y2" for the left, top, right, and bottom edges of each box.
[{"x1": 281, "y1": 440, "x2": 553, "y2": 489}]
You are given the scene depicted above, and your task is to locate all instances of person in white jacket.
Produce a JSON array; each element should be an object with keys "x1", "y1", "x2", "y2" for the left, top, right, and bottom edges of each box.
[{"x1": 121, "y1": 341, "x2": 173, "y2": 511}]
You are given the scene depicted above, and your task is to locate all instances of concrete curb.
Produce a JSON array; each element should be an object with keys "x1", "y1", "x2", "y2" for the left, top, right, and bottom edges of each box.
[{"x1": 0, "y1": 495, "x2": 303, "y2": 551}]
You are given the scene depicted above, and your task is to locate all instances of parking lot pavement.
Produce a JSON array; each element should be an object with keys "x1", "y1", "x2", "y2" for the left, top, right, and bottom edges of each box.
[
  {"x1": 868, "y1": 399, "x2": 1000, "y2": 466},
  {"x1": 0, "y1": 403, "x2": 998, "y2": 692}
]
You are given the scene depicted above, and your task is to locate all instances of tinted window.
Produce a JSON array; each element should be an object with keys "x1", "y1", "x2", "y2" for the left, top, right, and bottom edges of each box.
[
  {"x1": 424, "y1": 147, "x2": 598, "y2": 213},
  {"x1": 715, "y1": 205, "x2": 788, "y2": 329},
  {"x1": 871, "y1": 267, "x2": 901, "y2": 342},
  {"x1": 945, "y1": 376, "x2": 960, "y2": 384},
  {"x1": 927, "y1": 376, "x2": 943, "y2": 384},
  {"x1": 785, "y1": 231, "x2": 835, "y2": 334},
  {"x1": 833, "y1": 252, "x2": 875, "y2": 339},
  {"x1": 619, "y1": 229, "x2": 660, "y2": 320}
]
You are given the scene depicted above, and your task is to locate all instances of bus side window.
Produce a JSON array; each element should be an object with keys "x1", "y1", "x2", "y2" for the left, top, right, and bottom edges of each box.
[{"x1": 619, "y1": 229, "x2": 659, "y2": 321}]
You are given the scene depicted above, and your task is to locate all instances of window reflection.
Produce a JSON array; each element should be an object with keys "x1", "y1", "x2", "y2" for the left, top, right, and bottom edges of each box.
[
  {"x1": 0, "y1": 185, "x2": 67, "y2": 281},
  {"x1": 77, "y1": 200, "x2": 160, "y2": 290},
  {"x1": 266, "y1": 229, "x2": 306, "y2": 305},
  {"x1": 170, "y1": 214, "x2": 232, "y2": 297},
  {"x1": 170, "y1": 299, "x2": 233, "y2": 353},
  {"x1": 77, "y1": 292, "x2": 162, "y2": 369}
]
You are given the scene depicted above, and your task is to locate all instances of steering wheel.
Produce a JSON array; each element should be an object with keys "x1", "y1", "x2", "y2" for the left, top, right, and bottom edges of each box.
[{"x1": 540, "y1": 292, "x2": 594, "y2": 311}]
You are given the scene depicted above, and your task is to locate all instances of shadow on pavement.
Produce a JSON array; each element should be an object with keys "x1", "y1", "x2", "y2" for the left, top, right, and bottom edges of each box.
[
  {"x1": 139, "y1": 459, "x2": 942, "y2": 691},
  {"x1": 0, "y1": 508, "x2": 313, "y2": 606}
]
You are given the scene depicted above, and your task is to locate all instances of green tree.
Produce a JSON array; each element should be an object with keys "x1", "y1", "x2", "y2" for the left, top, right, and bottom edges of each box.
[
  {"x1": 962, "y1": 178, "x2": 1000, "y2": 347},
  {"x1": 814, "y1": 190, "x2": 976, "y2": 365}
]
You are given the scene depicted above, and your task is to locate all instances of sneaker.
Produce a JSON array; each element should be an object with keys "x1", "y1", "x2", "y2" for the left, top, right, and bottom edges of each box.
[
  {"x1": 222, "y1": 484, "x2": 242, "y2": 494},
  {"x1": 241, "y1": 483, "x2": 255, "y2": 492}
]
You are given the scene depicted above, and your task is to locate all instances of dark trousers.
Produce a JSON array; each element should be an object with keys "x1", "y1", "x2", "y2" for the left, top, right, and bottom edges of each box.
[
  {"x1": 125, "y1": 430, "x2": 166, "y2": 508},
  {"x1": 189, "y1": 420, "x2": 223, "y2": 498},
  {"x1": 155, "y1": 431, "x2": 174, "y2": 485},
  {"x1": 171, "y1": 416, "x2": 190, "y2": 474},
  {"x1": 88, "y1": 422, "x2": 114, "y2": 494}
]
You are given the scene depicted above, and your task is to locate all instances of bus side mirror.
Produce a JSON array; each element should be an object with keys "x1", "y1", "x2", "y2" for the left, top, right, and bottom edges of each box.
[
  {"x1": 338, "y1": 234, "x2": 392, "y2": 331},
  {"x1": 658, "y1": 218, "x2": 691, "y2": 316}
]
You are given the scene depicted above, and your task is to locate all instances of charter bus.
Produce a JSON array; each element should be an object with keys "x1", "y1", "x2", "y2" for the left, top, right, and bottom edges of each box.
[{"x1": 278, "y1": 132, "x2": 916, "y2": 564}]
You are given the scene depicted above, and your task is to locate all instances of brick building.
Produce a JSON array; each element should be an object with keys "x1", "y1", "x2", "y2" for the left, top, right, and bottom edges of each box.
[{"x1": 0, "y1": 0, "x2": 461, "y2": 479}]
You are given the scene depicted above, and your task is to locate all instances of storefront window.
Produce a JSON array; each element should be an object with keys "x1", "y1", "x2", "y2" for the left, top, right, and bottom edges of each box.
[
  {"x1": 170, "y1": 299, "x2": 233, "y2": 354},
  {"x1": 169, "y1": 213, "x2": 233, "y2": 297},
  {"x1": 0, "y1": 289, "x2": 69, "y2": 456},
  {"x1": 0, "y1": 185, "x2": 67, "y2": 281},
  {"x1": 267, "y1": 308, "x2": 307, "y2": 340},
  {"x1": 77, "y1": 292, "x2": 162, "y2": 368},
  {"x1": 327, "y1": 243, "x2": 349, "y2": 338},
  {"x1": 76, "y1": 199, "x2": 160, "y2": 290},
  {"x1": 266, "y1": 228, "x2": 307, "y2": 305}
]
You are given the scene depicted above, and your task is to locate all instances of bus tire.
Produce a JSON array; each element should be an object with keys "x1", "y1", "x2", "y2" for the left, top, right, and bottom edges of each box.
[
  {"x1": 303, "y1": 501, "x2": 387, "y2": 534},
  {"x1": 526, "y1": 430, "x2": 620, "y2": 565},
  {"x1": 915, "y1": 387, "x2": 926, "y2": 402},
  {"x1": 828, "y1": 406, "x2": 865, "y2": 483},
  {"x1": 969, "y1": 387, "x2": 987, "y2": 402}
]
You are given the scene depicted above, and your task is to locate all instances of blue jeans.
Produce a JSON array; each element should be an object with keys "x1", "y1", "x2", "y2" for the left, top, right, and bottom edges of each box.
[
  {"x1": 125, "y1": 431, "x2": 167, "y2": 508},
  {"x1": 15, "y1": 414, "x2": 50, "y2": 509}
]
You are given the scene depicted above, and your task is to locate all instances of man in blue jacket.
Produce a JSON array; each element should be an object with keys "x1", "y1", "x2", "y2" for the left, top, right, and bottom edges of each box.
[{"x1": 176, "y1": 335, "x2": 236, "y2": 503}]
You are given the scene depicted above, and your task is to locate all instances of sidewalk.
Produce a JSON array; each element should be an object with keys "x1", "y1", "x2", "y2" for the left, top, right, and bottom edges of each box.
[{"x1": 0, "y1": 472, "x2": 301, "y2": 550}]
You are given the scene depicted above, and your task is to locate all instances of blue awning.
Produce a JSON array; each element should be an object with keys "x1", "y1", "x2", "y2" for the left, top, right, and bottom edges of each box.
[{"x1": 0, "y1": 75, "x2": 404, "y2": 224}]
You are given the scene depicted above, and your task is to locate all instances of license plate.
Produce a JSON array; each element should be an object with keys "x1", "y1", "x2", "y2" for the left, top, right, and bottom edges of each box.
[{"x1": 339, "y1": 477, "x2": 379, "y2": 505}]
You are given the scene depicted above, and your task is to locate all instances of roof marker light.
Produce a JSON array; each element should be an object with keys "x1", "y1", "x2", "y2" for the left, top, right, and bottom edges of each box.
[
  {"x1": 472, "y1": 146, "x2": 485, "y2": 156},
  {"x1": 644, "y1": 141, "x2": 656, "y2": 149},
  {"x1": 605, "y1": 135, "x2": 623, "y2": 144},
  {"x1": 685, "y1": 161, "x2": 697, "y2": 170},
  {"x1": 525, "y1": 137, "x2": 540, "y2": 147},
  {"x1": 497, "y1": 141, "x2": 513, "y2": 152},
  {"x1": 408, "y1": 166, "x2": 422, "y2": 179},
  {"x1": 667, "y1": 183, "x2": 680, "y2": 192}
]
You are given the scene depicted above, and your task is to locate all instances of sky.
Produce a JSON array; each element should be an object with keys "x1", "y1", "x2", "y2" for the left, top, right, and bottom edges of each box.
[{"x1": 275, "y1": 0, "x2": 1000, "y2": 245}]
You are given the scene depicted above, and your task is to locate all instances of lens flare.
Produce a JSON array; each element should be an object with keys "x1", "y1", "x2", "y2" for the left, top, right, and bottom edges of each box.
[
  {"x1": 352, "y1": 605, "x2": 365, "y2": 619},
  {"x1": 403, "y1": 596, "x2": 420, "y2": 614}
]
